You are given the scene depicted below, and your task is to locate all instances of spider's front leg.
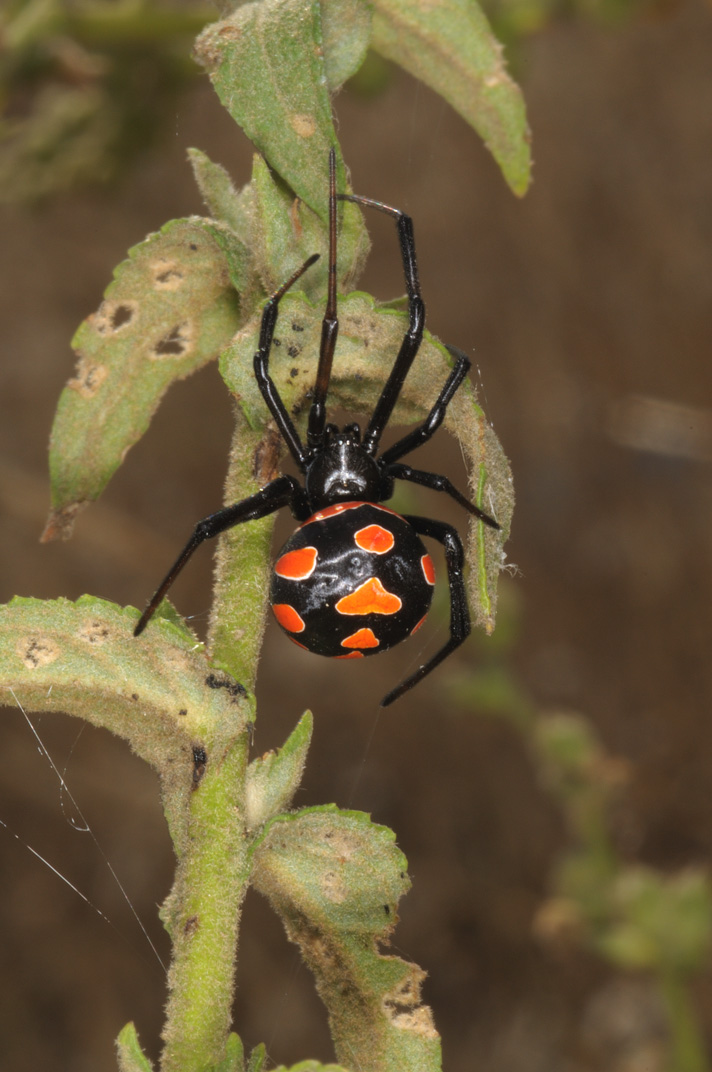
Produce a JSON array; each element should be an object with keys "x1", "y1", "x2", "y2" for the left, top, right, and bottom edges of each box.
[
  {"x1": 381, "y1": 515, "x2": 470, "y2": 707},
  {"x1": 133, "y1": 475, "x2": 305, "y2": 636}
]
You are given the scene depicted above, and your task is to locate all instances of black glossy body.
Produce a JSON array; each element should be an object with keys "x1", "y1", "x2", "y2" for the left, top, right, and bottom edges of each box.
[
  {"x1": 134, "y1": 151, "x2": 500, "y2": 706},
  {"x1": 270, "y1": 502, "x2": 434, "y2": 657}
]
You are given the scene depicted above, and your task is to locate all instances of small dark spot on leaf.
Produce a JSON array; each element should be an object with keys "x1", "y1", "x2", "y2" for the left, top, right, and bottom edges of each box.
[
  {"x1": 179, "y1": 708, "x2": 187, "y2": 716},
  {"x1": 384, "y1": 904, "x2": 390, "y2": 915},
  {"x1": 19, "y1": 637, "x2": 58, "y2": 669},
  {"x1": 287, "y1": 345, "x2": 300, "y2": 358},
  {"x1": 155, "y1": 267, "x2": 183, "y2": 286},
  {"x1": 183, "y1": 915, "x2": 199, "y2": 936},
  {"x1": 272, "y1": 338, "x2": 281, "y2": 347},
  {"x1": 192, "y1": 744, "x2": 207, "y2": 786},
  {"x1": 290, "y1": 368, "x2": 299, "y2": 378},
  {"x1": 131, "y1": 693, "x2": 139, "y2": 701},
  {"x1": 205, "y1": 673, "x2": 246, "y2": 701},
  {"x1": 189, "y1": 243, "x2": 199, "y2": 251},
  {"x1": 292, "y1": 322, "x2": 304, "y2": 332}
]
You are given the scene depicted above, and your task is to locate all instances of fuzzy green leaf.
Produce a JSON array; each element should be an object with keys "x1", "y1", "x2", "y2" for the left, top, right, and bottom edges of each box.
[
  {"x1": 246, "y1": 1043, "x2": 267, "y2": 1072},
  {"x1": 221, "y1": 291, "x2": 511, "y2": 632},
  {"x1": 371, "y1": 0, "x2": 531, "y2": 196},
  {"x1": 248, "y1": 152, "x2": 368, "y2": 298},
  {"x1": 44, "y1": 217, "x2": 246, "y2": 540},
  {"x1": 194, "y1": 0, "x2": 342, "y2": 219},
  {"x1": 252, "y1": 806, "x2": 441, "y2": 1072},
  {"x1": 0, "y1": 596, "x2": 252, "y2": 840},
  {"x1": 246, "y1": 710, "x2": 313, "y2": 833},
  {"x1": 321, "y1": 0, "x2": 373, "y2": 90},
  {"x1": 116, "y1": 1022, "x2": 154, "y2": 1072},
  {"x1": 188, "y1": 147, "x2": 255, "y2": 243},
  {"x1": 214, "y1": 1032, "x2": 246, "y2": 1072}
]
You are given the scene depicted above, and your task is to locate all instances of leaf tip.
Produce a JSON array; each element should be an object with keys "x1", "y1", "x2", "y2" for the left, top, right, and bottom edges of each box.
[{"x1": 40, "y1": 500, "x2": 89, "y2": 543}]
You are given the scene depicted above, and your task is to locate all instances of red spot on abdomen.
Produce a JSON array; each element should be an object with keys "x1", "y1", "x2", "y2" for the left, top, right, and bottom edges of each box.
[
  {"x1": 272, "y1": 604, "x2": 306, "y2": 632},
  {"x1": 354, "y1": 524, "x2": 395, "y2": 554},
  {"x1": 341, "y1": 628, "x2": 379, "y2": 649},
  {"x1": 274, "y1": 546, "x2": 318, "y2": 580},
  {"x1": 421, "y1": 554, "x2": 435, "y2": 585},
  {"x1": 335, "y1": 577, "x2": 402, "y2": 616}
]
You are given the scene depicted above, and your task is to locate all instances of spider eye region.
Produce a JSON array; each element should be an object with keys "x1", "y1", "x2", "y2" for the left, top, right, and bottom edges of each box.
[{"x1": 270, "y1": 502, "x2": 434, "y2": 657}]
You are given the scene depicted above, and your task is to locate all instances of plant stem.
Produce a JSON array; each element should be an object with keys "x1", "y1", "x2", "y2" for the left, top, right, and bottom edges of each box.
[
  {"x1": 160, "y1": 735, "x2": 250, "y2": 1072},
  {"x1": 659, "y1": 967, "x2": 709, "y2": 1072}
]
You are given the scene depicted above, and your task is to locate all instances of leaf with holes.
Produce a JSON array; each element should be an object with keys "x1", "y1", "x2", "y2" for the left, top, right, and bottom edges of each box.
[
  {"x1": 371, "y1": 0, "x2": 531, "y2": 196},
  {"x1": 44, "y1": 217, "x2": 247, "y2": 540},
  {"x1": 251, "y1": 806, "x2": 442, "y2": 1072},
  {"x1": 220, "y1": 291, "x2": 512, "y2": 633}
]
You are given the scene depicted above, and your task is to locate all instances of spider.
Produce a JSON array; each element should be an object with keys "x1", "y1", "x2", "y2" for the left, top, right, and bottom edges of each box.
[{"x1": 134, "y1": 151, "x2": 500, "y2": 707}]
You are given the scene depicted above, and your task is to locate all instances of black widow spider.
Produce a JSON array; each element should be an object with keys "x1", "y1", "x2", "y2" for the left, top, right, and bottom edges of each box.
[{"x1": 134, "y1": 151, "x2": 500, "y2": 706}]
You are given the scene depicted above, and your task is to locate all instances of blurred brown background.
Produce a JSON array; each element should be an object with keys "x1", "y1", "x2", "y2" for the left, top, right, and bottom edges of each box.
[{"x1": 1, "y1": 3, "x2": 712, "y2": 1069}]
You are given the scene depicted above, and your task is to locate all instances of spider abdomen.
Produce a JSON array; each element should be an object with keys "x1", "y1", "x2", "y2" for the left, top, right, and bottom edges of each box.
[{"x1": 270, "y1": 502, "x2": 435, "y2": 659}]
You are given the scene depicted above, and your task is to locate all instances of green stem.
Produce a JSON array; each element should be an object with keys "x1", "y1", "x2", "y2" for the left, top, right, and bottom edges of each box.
[
  {"x1": 659, "y1": 967, "x2": 709, "y2": 1072},
  {"x1": 208, "y1": 410, "x2": 280, "y2": 692},
  {"x1": 160, "y1": 735, "x2": 250, "y2": 1072}
]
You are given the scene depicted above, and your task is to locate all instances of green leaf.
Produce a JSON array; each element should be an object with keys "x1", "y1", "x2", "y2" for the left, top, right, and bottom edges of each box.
[
  {"x1": 248, "y1": 152, "x2": 368, "y2": 298},
  {"x1": 221, "y1": 291, "x2": 512, "y2": 632},
  {"x1": 321, "y1": 0, "x2": 373, "y2": 90},
  {"x1": 188, "y1": 147, "x2": 255, "y2": 243},
  {"x1": 370, "y1": 0, "x2": 531, "y2": 196},
  {"x1": 246, "y1": 1043, "x2": 267, "y2": 1072},
  {"x1": 116, "y1": 1022, "x2": 154, "y2": 1072},
  {"x1": 608, "y1": 867, "x2": 712, "y2": 974},
  {"x1": 252, "y1": 806, "x2": 441, "y2": 1072},
  {"x1": 246, "y1": 710, "x2": 313, "y2": 833},
  {"x1": 194, "y1": 0, "x2": 342, "y2": 219},
  {"x1": 214, "y1": 1032, "x2": 245, "y2": 1072},
  {"x1": 44, "y1": 217, "x2": 245, "y2": 539},
  {"x1": 0, "y1": 596, "x2": 252, "y2": 839}
]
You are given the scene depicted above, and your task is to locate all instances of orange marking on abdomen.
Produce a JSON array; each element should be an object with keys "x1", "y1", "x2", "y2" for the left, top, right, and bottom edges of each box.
[
  {"x1": 272, "y1": 604, "x2": 306, "y2": 632},
  {"x1": 303, "y1": 502, "x2": 364, "y2": 524},
  {"x1": 411, "y1": 614, "x2": 428, "y2": 635},
  {"x1": 334, "y1": 650, "x2": 365, "y2": 659},
  {"x1": 274, "y1": 546, "x2": 318, "y2": 580},
  {"x1": 354, "y1": 524, "x2": 395, "y2": 554},
  {"x1": 421, "y1": 554, "x2": 436, "y2": 585},
  {"x1": 335, "y1": 576, "x2": 402, "y2": 616},
  {"x1": 341, "y1": 628, "x2": 379, "y2": 649}
]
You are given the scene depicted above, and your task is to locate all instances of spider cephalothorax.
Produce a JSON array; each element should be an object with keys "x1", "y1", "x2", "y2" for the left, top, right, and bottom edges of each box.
[{"x1": 134, "y1": 151, "x2": 500, "y2": 706}]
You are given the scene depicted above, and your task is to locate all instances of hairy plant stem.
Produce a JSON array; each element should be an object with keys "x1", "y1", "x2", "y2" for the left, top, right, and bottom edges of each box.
[
  {"x1": 160, "y1": 406, "x2": 277, "y2": 1069},
  {"x1": 160, "y1": 736, "x2": 250, "y2": 1072}
]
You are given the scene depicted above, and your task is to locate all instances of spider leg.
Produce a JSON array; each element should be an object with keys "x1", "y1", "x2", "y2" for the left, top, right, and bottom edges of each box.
[
  {"x1": 387, "y1": 463, "x2": 500, "y2": 529},
  {"x1": 337, "y1": 191, "x2": 425, "y2": 455},
  {"x1": 381, "y1": 515, "x2": 469, "y2": 707},
  {"x1": 254, "y1": 254, "x2": 320, "y2": 469},
  {"x1": 133, "y1": 475, "x2": 304, "y2": 636},
  {"x1": 379, "y1": 344, "x2": 470, "y2": 466},
  {"x1": 307, "y1": 148, "x2": 339, "y2": 445}
]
